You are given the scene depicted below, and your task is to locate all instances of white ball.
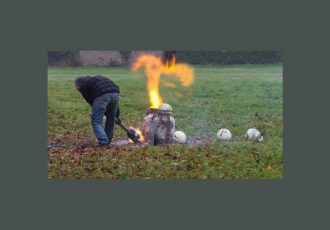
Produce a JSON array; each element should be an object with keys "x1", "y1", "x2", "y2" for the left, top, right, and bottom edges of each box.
[
  {"x1": 174, "y1": 131, "x2": 186, "y2": 144},
  {"x1": 245, "y1": 128, "x2": 262, "y2": 140},
  {"x1": 159, "y1": 103, "x2": 172, "y2": 111},
  {"x1": 217, "y1": 129, "x2": 232, "y2": 141}
]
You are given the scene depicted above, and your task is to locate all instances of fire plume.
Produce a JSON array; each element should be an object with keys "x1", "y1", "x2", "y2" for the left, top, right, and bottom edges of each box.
[
  {"x1": 131, "y1": 53, "x2": 194, "y2": 108},
  {"x1": 170, "y1": 53, "x2": 176, "y2": 69}
]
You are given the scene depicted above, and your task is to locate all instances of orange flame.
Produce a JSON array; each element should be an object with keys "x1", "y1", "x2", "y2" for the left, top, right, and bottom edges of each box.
[
  {"x1": 128, "y1": 126, "x2": 145, "y2": 143},
  {"x1": 170, "y1": 53, "x2": 176, "y2": 69},
  {"x1": 165, "y1": 60, "x2": 169, "y2": 69},
  {"x1": 161, "y1": 80, "x2": 177, "y2": 89},
  {"x1": 131, "y1": 53, "x2": 194, "y2": 108}
]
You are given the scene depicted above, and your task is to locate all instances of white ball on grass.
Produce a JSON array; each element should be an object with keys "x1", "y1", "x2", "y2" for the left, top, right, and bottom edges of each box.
[
  {"x1": 159, "y1": 103, "x2": 172, "y2": 111},
  {"x1": 245, "y1": 128, "x2": 263, "y2": 141},
  {"x1": 174, "y1": 131, "x2": 186, "y2": 144},
  {"x1": 217, "y1": 129, "x2": 232, "y2": 141}
]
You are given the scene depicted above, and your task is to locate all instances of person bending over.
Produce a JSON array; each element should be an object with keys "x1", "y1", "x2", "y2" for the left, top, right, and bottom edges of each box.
[{"x1": 75, "y1": 75, "x2": 120, "y2": 146}]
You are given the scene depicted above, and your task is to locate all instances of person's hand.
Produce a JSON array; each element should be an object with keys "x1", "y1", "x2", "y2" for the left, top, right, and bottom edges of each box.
[{"x1": 115, "y1": 117, "x2": 122, "y2": 125}]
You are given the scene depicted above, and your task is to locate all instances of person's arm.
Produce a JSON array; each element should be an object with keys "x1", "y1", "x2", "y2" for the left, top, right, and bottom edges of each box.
[
  {"x1": 115, "y1": 107, "x2": 121, "y2": 124},
  {"x1": 82, "y1": 94, "x2": 93, "y2": 106},
  {"x1": 79, "y1": 85, "x2": 94, "y2": 106},
  {"x1": 116, "y1": 107, "x2": 120, "y2": 118}
]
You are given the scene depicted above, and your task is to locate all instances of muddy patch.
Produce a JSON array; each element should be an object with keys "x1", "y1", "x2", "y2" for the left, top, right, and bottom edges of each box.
[{"x1": 48, "y1": 135, "x2": 233, "y2": 153}]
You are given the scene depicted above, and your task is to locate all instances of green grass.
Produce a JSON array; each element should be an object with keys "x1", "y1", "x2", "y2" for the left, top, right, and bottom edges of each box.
[{"x1": 48, "y1": 64, "x2": 283, "y2": 179}]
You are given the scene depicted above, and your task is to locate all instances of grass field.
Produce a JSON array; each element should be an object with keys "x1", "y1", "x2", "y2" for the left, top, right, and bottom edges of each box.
[{"x1": 48, "y1": 64, "x2": 283, "y2": 179}]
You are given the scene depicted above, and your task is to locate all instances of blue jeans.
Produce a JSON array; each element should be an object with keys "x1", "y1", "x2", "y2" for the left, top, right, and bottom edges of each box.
[{"x1": 91, "y1": 93, "x2": 119, "y2": 145}]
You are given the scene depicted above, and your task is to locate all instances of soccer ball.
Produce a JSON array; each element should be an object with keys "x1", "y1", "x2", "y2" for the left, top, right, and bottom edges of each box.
[
  {"x1": 159, "y1": 103, "x2": 172, "y2": 111},
  {"x1": 245, "y1": 128, "x2": 263, "y2": 141},
  {"x1": 174, "y1": 131, "x2": 186, "y2": 143},
  {"x1": 217, "y1": 128, "x2": 232, "y2": 141}
]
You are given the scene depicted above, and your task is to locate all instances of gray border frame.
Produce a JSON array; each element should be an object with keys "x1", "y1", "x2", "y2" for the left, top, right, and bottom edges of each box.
[{"x1": 1, "y1": 0, "x2": 329, "y2": 229}]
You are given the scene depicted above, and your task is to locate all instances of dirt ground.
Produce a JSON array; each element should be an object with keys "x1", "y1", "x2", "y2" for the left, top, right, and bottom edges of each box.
[{"x1": 48, "y1": 135, "x2": 216, "y2": 152}]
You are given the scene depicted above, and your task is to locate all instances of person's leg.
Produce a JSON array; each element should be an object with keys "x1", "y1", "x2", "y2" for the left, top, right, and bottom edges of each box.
[
  {"x1": 104, "y1": 93, "x2": 119, "y2": 144},
  {"x1": 91, "y1": 94, "x2": 110, "y2": 145}
]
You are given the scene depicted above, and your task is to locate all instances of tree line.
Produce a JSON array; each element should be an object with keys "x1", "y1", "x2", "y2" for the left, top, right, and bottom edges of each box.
[{"x1": 48, "y1": 51, "x2": 282, "y2": 66}]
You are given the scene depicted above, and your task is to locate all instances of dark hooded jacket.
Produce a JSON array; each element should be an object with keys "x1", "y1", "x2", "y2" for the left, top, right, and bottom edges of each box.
[{"x1": 76, "y1": 75, "x2": 120, "y2": 116}]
